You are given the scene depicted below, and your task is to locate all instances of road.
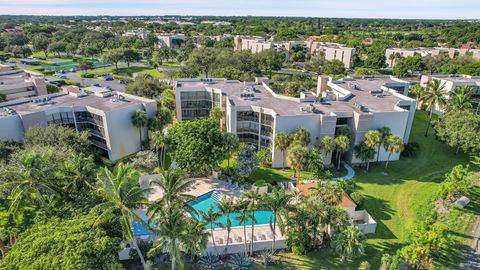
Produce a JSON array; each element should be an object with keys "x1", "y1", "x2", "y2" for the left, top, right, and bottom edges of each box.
[{"x1": 64, "y1": 71, "x2": 126, "y2": 92}]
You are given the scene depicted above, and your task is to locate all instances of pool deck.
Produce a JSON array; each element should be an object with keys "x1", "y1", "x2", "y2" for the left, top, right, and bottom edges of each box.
[{"x1": 139, "y1": 175, "x2": 242, "y2": 202}]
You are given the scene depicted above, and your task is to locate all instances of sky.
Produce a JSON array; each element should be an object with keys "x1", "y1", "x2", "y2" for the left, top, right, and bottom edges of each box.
[{"x1": 0, "y1": 0, "x2": 479, "y2": 19}]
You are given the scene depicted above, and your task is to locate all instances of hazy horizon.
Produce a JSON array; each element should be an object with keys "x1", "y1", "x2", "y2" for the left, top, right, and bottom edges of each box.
[{"x1": 0, "y1": 0, "x2": 479, "y2": 20}]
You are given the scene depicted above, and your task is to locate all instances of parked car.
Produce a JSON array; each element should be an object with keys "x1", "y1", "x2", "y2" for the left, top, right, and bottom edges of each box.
[
  {"x1": 93, "y1": 83, "x2": 101, "y2": 87},
  {"x1": 104, "y1": 86, "x2": 113, "y2": 90},
  {"x1": 54, "y1": 74, "x2": 67, "y2": 79},
  {"x1": 104, "y1": 76, "x2": 114, "y2": 81},
  {"x1": 119, "y1": 80, "x2": 126, "y2": 84}
]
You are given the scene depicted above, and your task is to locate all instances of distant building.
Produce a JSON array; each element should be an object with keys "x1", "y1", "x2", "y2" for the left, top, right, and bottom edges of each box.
[
  {"x1": 175, "y1": 76, "x2": 415, "y2": 167},
  {"x1": 156, "y1": 33, "x2": 186, "y2": 48},
  {"x1": 386, "y1": 47, "x2": 480, "y2": 67},
  {"x1": 122, "y1": 28, "x2": 151, "y2": 40},
  {"x1": 0, "y1": 68, "x2": 47, "y2": 100},
  {"x1": 0, "y1": 86, "x2": 157, "y2": 161},
  {"x1": 420, "y1": 74, "x2": 480, "y2": 114},
  {"x1": 234, "y1": 36, "x2": 356, "y2": 68}
]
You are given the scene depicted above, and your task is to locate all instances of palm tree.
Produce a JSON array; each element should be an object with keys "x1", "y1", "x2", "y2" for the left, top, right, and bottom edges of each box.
[
  {"x1": 422, "y1": 79, "x2": 447, "y2": 136},
  {"x1": 448, "y1": 85, "x2": 474, "y2": 111},
  {"x1": 94, "y1": 163, "x2": 150, "y2": 270},
  {"x1": 148, "y1": 168, "x2": 195, "y2": 216},
  {"x1": 132, "y1": 109, "x2": 149, "y2": 150},
  {"x1": 320, "y1": 136, "x2": 335, "y2": 163},
  {"x1": 309, "y1": 181, "x2": 343, "y2": 206},
  {"x1": 383, "y1": 135, "x2": 404, "y2": 173},
  {"x1": 287, "y1": 146, "x2": 309, "y2": 181},
  {"x1": 152, "y1": 131, "x2": 169, "y2": 168},
  {"x1": 57, "y1": 153, "x2": 95, "y2": 191},
  {"x1": 241, "y1": 188, "x2": 261, "y2": 255},
  {"x1": 274, "y1": 131, "x2": 291, "y2": 170},
  {"x1": 409, "y1": 84, "x2": 425, "y2": 109},
  {"x1": 376, "y1": 127, "x2": 391, "y2": 164},
  {"x1": 217, "y1": 197, "x2": 235, "y2": 255},
  {"x1": 332, "y1": 224, "x2": 366, "y2": 262},
  {"x1": 334, "y1": 135, "x2": 350, "y2": 169},
  {"x1": 263, "y1": 187, "x2": 292, "y2": 251},
  {"x1": 234, "y1": 200, "x2": 250, "y2": 254},
  {"x1": 148, "y1": 202, "x2": 189, "y2": 270},
  {"x1": 291, "y1": 127, "x2": 310, "y2": 147},
  {"x1": 364, "y1": 130, "x2": 382, "y2": 165},
  {"x1": 200, "y1": 206, "x2": 222, "y2": 255},
  {"x1": 354, "y1": 143, "x2": 375, "y2": 172},
  {"x1": 223, "y1": 132, "x2": 240, "y2": 170},
  {"x1": 182, "y1": 219, "x2": 209, "y2": 261},
  {"x1": 0, "y1": 151, "x2": 61, "y2": 218}
]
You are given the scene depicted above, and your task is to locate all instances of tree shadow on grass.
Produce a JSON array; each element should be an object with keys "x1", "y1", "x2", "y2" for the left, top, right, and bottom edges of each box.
[{"x1": 362, "y1": 195, "x2": 397, "y2": 240}]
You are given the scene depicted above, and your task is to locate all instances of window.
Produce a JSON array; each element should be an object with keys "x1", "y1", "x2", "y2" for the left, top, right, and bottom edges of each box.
[{"x1": 237, "y1": 111, "x2": 259, "y2": 122}]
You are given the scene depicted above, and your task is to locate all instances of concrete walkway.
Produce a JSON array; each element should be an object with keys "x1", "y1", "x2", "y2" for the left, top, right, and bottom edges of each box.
[
  {"x1": 333, "y1": 161, "x2": 355, "y2": 181},
  {"x1": 462, "y1": 217, "x2": 480, "y2": 270}
]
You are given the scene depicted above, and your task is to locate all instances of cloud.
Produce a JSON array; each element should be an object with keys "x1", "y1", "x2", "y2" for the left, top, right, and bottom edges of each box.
[{"x1": 0, "y1": 0, "x2": 478, "y2": 19}]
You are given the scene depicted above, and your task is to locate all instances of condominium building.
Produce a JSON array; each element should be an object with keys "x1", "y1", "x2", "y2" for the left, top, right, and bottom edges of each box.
[
  {"x1": 420, "y1": 74, "x2": 480, "y2": 114},
  {"x1": 386, "y1": 47, "x2": 480, "y2": 67},
  {"x1": 175, "y1": 76, "x2": 416, "y2": 168},
  {"x1": 156, "y1": 33, "x2": 186, "y2": 48},
  {"x1": 304, "y1": 41, "x2": 356, "y2": 68},
  {"x1": 0, "y1": 67, "x2": 47, "y2": 100},
  {"x1": 0, "y1": 86, "x2": 157, "y2": 161},
  {"x1": 122, "y1": 28, "x2": 151, "y2": 40},
  {"x1": 233, "y1": 36, "x2": 355, "y2": 68}
]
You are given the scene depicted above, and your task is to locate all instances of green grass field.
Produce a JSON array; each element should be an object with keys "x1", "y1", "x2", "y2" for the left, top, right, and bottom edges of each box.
[{"x1": 263, "y1": 111, "x2": 476, "y2": 269}]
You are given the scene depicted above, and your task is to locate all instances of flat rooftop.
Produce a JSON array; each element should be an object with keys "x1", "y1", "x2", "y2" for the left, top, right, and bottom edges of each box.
[
  {"x1": 0, "y1": 90, "x2": 153, "y2": 117},
  {"x1": 424, "y1": 74, "x2": 480, "y2": 85},
  {"x1": 176, "y1": 76, "x2": 412, "y2": 116}
]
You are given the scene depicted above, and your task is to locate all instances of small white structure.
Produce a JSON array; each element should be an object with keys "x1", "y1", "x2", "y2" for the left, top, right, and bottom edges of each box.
[{"x1": 454, "y1": 196, "x2": 471, "y2": 208}]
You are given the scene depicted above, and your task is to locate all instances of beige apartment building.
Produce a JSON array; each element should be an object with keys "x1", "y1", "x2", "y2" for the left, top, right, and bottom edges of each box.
[
  {"x1": 234, "y1": 36, "x2": 356, "y2": 68},
  {"x1": 0, "y1": 66, "x2": 47, "y2": 100},
  {"x1": 420, "y1": 74, "x2": 480, "y2": 114},
  {"x1": 386, "y1": 47, "x2": 480, "y2": 67},
  {"x1": 0, "y1": 86, "x2": 157, "y2": 161},
  {"x1": 175, "y1": 75, "x2": 415, "y2": 168}
]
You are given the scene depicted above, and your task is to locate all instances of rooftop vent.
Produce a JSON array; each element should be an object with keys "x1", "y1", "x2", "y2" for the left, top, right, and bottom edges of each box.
[
  {"x1": 353, "y1": 102, "x2": 369, "y2": 112},
  {"x1": 370, "y1": 89, "x2": 383, "y2": 95}
]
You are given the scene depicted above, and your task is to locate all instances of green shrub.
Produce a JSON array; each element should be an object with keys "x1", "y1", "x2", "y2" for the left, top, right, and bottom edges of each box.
[
  {"x1": 256, "y1": 148, "x2": 272, "y2": 167},
  {"x1": 255, "y1": 180, "x2": 267, "y2": 187},
  {"x1": 43, "y1": 70, "x2": 55, "y2": 76},
  {"x1": 350, "y1": 191, "x2": 363, "y2": 207},
  {"x1": 46, "y1": 84, "x2": 60, "y2": 94},
  {"x1": 80, "y1": 72, "x2": 95, "y2": 78},
  {"x1": 401, "y1": 142, "x2": 420, "y2": 157},
  {"x1": 63, "y1": 79, "x2": 80, "y2": 86}
]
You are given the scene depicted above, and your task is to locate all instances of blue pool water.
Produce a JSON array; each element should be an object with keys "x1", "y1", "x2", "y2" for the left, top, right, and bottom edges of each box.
[
  {"x1": 132, "y1": 190, "x2": 274, "y2": 236},
  {"x1": 188, "y1": 191, "x2": 274, "y2": 229}
]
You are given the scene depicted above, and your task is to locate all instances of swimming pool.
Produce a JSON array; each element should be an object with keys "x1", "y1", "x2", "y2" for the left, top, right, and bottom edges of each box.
[
  {"x1": 188, "y1": 191, "x2": 274, "y2": 229},
  {"x1": 132, "y1": 190, "x2": 274, "y2": 236}
]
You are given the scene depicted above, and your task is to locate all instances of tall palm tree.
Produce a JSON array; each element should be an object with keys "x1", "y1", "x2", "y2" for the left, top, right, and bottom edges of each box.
[
  {"x1": 334, "y1": 135, "x2": 350, "y2": 169},
  {"x1": 152, "y1": 131, "x2": 169, "y2": 168},
  {"x1": 332, "y1": 224, "x2": 366, "y2": 262},
  {"x1": 0, "y1": 151, "x2": 61, "y2": 218},
  {"x1": 320, "y1": 136, "x2": 335, "y2": 163},
  {"x1": 287, "y1": 145, "x2": 309, "y2": 181},
  {"x1": 241, "y1": 188, "x2": 262, "y2": 255},
  {"x1": 181, "y1": 219, "x2": 209, "y2": 262},
  {"x1": 234, "y1": 199, "x2": 250, "y2": 254},
  {"x1": 200, "y1": 206, "x2": 222, "y2": 255},
  {"x1": 376, "y1": 127, "x2": 391, "y2": 164},
  {"x1": 422, "y1": 79, "x2": 447, "y2": 136},
  {"x1": 148, "y1": 202, "x2": 189, "y2": 270},
  {"x1": 217, "y1": 197, "x2": 235, "y2": 255},
  {"x1": 94, "y1": 163, "x2": 150, "y2": 270},
  {"x1": 148, "y1": 168, "x2": 195, "y2": 217},
  {"x1": 409, "y1": 84, "x2": 425, "y2": 109},
  {"x1": 354, "y1": 143, "x2": 375, "y2": 172},
  {"x1": 448, "y1": 85, "x2": 474, "y2": 111},
  {"x1": 274, "y1": 131, "x2": 291, "y2": 170},
  {"x1": 132, "y1": 109, "x2": 149, "y2": 150},
  {"x1": 364, "y1": 130, "x2": 382, "y2": 165},
  {"x1": 56, "y1": 153, "x2": 95, "y2": 191},
  {"x1": 263, "y1": 187, "x2": 292, "y2": 251},
  {"x1": 223, "y1": 132, "x2": 240, "y2": 170},
  {"x1": 383, "y1": 135, "x2": 404, "y2": 173},
  {"x1": 291, "y1": 127, "x2": 311, "y2": 147}
]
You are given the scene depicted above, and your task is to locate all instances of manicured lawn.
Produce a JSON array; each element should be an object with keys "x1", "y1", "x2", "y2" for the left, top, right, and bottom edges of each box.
[
  {"x1": 266, "y1": 111, "x2": 473, "y2": 269},
  {"x1": 85, "y1": 66, "x2": 164, "y2": 78}
]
